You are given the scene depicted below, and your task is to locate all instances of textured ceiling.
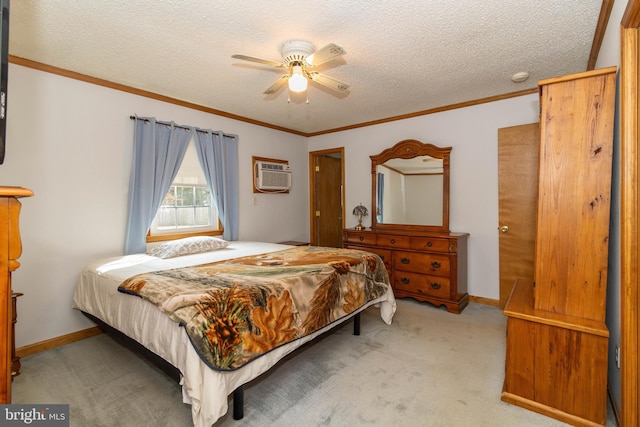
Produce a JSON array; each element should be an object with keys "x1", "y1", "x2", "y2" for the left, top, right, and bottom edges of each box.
[{"x1": 9, "y1": 1, "x2": 605, "y2": 135}]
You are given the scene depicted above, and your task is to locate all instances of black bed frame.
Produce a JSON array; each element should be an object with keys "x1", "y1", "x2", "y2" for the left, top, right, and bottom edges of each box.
[{"x1": 82, "y1": 311, "x2": 361, "y2": 420}]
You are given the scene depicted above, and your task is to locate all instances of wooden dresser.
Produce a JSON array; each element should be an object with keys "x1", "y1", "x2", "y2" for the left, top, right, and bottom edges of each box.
[
  {"x1": 0, "y1": 186, "x2": 32, "y2": 403},
  {"x1": 501, "y1": 67, "x2": 616, "y2": 426},
  {"x1": 343, "y1": 229, "x2": 468, "y2": 313}
]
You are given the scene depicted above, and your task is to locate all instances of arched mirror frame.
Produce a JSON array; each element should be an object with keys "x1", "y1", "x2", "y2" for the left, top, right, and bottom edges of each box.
[{"x1": 371, "y1": 139, "x2": 451, "y2": 233}]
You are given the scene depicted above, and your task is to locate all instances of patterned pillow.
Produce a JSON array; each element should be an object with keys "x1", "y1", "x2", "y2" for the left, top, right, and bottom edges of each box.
[{"x1": 147, "y1": 236, "x2": 230, "y2": 259}]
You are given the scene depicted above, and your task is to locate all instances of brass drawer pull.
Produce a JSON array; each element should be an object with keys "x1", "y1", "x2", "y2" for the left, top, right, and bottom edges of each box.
[
  {"x1": 427, "y1": 241, "x2": 432, "y2": 247},
  {"x1": 431, "y1": 261, "x2": 441, "y2": 269},
  {"x1": 401, "y1": 257, "x2": 410, "y2": 264},
  {"x1": 401, "y1": 277, "x2": 410, "y2": 284},
  {"x1": 390, "y1": 238, "x2": 396, "y2": 244},
  {"x1": 359, "y1": 236, "x2": 364, "y2": 241},
  {"x1": 430, "y1": 282, "x2": 441, "y2": 290}
]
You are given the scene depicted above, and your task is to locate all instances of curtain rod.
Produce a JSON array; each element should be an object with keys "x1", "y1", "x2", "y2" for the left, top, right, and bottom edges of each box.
[{"x1": 129, "y1": 115, "x2": 236, "y2": 138}]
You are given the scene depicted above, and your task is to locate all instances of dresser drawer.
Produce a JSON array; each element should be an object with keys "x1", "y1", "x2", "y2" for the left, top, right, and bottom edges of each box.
[
  {"x1": 394, "y1": 271, "x2": 451, "y2": 299},
  {"x1": 393, "y1": 251, "x2": 451, "y2": 277},
  {"x1": 410, "y1": 237, "x2": 451, "y2": 252},
  {"x1": 376, "y1": 234, "x2": 410, "y2": 249},
  {"x1": 343, "y1": 231, "x2": 376, "y2": 246},
  {"x1": 359, "y1": 247, "x2": 392, "y2": 272}
]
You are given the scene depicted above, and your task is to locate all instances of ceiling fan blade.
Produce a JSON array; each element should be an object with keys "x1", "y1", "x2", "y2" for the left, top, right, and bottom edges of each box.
[
  {"x1": 232, "y1": 54, "x2": 284, "y2": 68},
  {"x1": 263, "y1": 75, "x2": 289, "y2": 95},
  {"x1": 306, "y1": 43, "x2": 346, "y2": 66},
  {"x1": 308, "y1": 72, "x2": 349, "y2": 92}
]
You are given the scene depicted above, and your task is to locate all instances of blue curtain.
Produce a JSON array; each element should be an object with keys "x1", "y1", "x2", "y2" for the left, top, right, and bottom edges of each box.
[
  {"x1": 194, "y1": 130, "x2": 239, "y2": 241},
  {"x1": 377, "y1": 172, "x2": 384, "y2": 223},
  {"x1": 124, "y1": 118, "x2": 193, "y2": 254}
]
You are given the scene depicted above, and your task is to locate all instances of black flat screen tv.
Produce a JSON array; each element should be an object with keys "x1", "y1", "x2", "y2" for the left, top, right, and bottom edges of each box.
[{"x1": 0, "y1": 0, "x2": 10, "y2": 165}]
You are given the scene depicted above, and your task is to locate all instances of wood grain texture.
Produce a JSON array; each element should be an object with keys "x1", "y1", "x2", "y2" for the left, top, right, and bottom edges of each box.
[
  {"x1": 343, "y1": 229, "x2": 468, "y2": 313},
  {"x1": 503, "y1": 68, "x2": 616, "y2": 426},
  {"x1": 0, "y1": 198, "x2": 10, "y2": 404},
  {"x1": 16, "y1": 326, "x2": 102, "y2": 359},
  {"x1": 309, "y1": 148, "x2": 345, "y2": 247},
  {"x1": 620, "y1": 8, "x2": 640, "y2": 427},
  {"x1": 498, "y1": 123, "x2": 539, "y2": 308},
  {"x1": 468, "y1": 295, "x2": 499, "y2": 306},
  {"x1": 315, "y1": 155, "x2": 343, "y2": 247},
  {"x1": 503, "y1": 280, "x2": 609, "y2": 426},
  {"x1": 504, "y1": 278, "x2": 609, "y2": 337},
  {"x1": 534, "y1": 67, "x2": 617, "y2": 321}
]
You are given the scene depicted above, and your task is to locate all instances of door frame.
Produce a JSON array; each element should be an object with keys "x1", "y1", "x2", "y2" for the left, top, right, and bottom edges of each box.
[
  {"x1": 308, "y1": 148, "x2": 345, "y2": 246},
  {"x1": 621, "y1": 1, "x2": 640, "y2": 425}
]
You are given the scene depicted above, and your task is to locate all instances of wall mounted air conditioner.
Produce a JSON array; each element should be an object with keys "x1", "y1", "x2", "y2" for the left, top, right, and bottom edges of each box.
[{"x1": 255, "y1": 161, "x2": 292, "y2": 191}]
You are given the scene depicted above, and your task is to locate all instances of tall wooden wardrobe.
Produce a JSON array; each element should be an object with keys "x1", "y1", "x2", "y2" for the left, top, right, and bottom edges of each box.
[{"x1": 502, "y1": 67, "x2": 617, "y2": 426}]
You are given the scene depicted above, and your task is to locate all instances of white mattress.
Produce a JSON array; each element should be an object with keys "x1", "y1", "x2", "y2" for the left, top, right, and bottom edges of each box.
[{"x1": 72, "y1": 241, "x2": 396, "y2": 427}]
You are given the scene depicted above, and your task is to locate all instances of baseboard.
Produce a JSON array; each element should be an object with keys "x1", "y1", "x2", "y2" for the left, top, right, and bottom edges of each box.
[
  {"x1": 501, "y1": 391, "x2": 604, "y2": 427},
  {"x1": 469, "y1": 295, "x2": 500, "y2": 307},
  {"x1": 16, "y1": 326, "x2": 102, "y2": 358}
]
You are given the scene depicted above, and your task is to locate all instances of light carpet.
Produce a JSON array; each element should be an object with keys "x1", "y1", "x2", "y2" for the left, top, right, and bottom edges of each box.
[{"x1": 11, "y1": 299, "x2": 616, "y2": 426}]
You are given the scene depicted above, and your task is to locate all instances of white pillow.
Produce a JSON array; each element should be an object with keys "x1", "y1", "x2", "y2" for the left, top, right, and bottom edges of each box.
[{"x1": 147, "y1": 236, "x2": 230, "y2": 259}]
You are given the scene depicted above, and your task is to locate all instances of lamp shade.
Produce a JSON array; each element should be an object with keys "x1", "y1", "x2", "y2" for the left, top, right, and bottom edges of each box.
[{"x1": 352, "y1": 204, "x2": 368, "y2": 216}]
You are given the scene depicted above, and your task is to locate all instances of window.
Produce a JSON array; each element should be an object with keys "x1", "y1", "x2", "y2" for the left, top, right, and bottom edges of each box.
[
  {"x1": 147, "y1": 140, "x2": 221, "y2": 242},
  {"x1": 152, "y1": 184, "x2": 217, "y2": 230}
]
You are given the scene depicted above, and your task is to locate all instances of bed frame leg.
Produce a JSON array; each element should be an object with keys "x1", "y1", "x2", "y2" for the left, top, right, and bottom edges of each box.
[
  {"x1": 231, "y1": 313, "x2": 360, "y2": 420},
  {"x1": 233, "y1": 386, "x2": 244, "y2": 420},
  {"x1": 353, "y1": 312, "x2": 360, "y2": 335}
]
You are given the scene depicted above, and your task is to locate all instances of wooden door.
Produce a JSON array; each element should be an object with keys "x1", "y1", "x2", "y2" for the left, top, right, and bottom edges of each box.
[
  {"x1": 310, "y1": 150, "x2": 344, "y2": 247},
  {"x1": 498, "y1": 123, "x2": 539, "y2": 308},
  {"x1": 621, "y1": 4, "x2": 640, "y2": 425}
]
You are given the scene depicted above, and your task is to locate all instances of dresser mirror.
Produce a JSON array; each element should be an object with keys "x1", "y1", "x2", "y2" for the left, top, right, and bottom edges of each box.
[{"x1": 371, "y1": 139, "x2": 451, "y2": 233}]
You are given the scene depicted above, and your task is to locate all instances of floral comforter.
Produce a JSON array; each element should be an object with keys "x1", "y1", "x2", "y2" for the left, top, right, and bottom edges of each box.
[{"x1": 117, "y1": 246, "x2": 390, "y2": 371}]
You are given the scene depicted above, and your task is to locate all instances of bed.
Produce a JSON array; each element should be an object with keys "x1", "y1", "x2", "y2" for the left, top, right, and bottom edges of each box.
[{"x1": 72, "y1": 241, "x2": 396, "y2": 426}]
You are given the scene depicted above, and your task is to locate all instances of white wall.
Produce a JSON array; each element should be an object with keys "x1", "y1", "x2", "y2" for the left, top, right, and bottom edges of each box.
[
  {"x1": 308, "y1": 96, "x2": 540, "y2": 300},
  {"x1": 0, "y1": 64, "x2": 309, "y2": 347}
]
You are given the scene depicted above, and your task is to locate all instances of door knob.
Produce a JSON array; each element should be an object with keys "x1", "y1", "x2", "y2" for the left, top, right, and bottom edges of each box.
[{"x1": 499, "y1": 225, "x2": 509, "y2": 233}]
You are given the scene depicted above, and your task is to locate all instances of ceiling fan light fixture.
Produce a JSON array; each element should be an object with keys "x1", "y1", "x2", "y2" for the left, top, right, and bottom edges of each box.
[
  {"x1": 288, "y1": 65, "x2": 308, "y2": 92},
  {"x1": 232, "y1": 40, "x2": 348, "y2": 96}
]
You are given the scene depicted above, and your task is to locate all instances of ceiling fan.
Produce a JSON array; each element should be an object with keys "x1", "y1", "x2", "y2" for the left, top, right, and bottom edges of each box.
[{"x1": 232, "y1": 40, "x2": 349, "y2": 95}]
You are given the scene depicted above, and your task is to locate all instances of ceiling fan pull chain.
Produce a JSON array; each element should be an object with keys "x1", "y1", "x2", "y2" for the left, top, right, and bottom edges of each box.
[
  {"x1": 287, "y1": 93, "x2": 291, "y2": 104},
  {"x1": 306, "y1": 94, "x2": 310, "y2": 104}
]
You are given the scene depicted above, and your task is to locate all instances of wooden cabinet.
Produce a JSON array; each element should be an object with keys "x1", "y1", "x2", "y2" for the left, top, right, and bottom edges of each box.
[
  {"x1": 502, "y1": 67, "x2": 616, "y2": 426},
  {"x1": 533, "y1": 69, "x2": 615, "y2": 322},
  {"x1": 343, "y1": 229, "x2": 468, "y2": 313},
  {"x1": 503, "y1": 279, "x2": 609, "y2": 425},
  {"x1": 0, "y1": 186, "x2": 32, "y2": 403}
]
